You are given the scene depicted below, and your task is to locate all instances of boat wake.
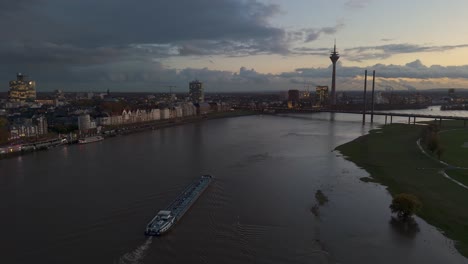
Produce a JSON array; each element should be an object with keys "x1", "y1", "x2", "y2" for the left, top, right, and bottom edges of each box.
[{"x1": 115, "y1": 237, "x2": 153, "y2": 264}]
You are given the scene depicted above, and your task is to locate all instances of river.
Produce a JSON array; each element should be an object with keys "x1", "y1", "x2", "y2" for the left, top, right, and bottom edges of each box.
[{"x1": 2, "y1": 110, "x2": 467, "y2": 263}]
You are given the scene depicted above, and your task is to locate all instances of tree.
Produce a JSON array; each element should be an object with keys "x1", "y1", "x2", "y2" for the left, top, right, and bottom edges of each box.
[
  {"x1": 422, "y1": 124, "x2": 439, "y2": 147},
  {"x1": 0, "y1": 117, "x2": 7, "y2": 127},
  {"x1": 390, "y1": 193, "x2": 422, "y2": 219},
  {"x1": 427, "y1": 134, "x2": 440, "y2": 153},
  {"x1": 436, "y1": 146, "x2": 445, "y2": 160}
]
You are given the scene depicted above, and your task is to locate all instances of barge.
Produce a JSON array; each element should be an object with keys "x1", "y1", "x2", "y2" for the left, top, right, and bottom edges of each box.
[{"x1": 145, "y1": 175, "x2": 212, "y2": 236}]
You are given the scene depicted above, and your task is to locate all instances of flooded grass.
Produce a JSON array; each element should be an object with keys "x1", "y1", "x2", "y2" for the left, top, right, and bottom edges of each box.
[
  {"x1": 310, "y1": 204, "x2": 320, "y2": 217},
  {"x1": 315, "y1": 190, "x2": 329, "y2": 206},
  {"x1": 336, "y1": 123, "x2": 468, "y2": 258},
  {"x1": 311, "y1": 190, "x2": 329, "y2": 217}
]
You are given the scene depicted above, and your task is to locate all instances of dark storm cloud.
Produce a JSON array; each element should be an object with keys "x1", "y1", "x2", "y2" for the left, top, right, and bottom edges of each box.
[
  {"x1": 0, "y1": 0, "x2": 287, "y2": 60},
  {"x1": 0, "y1": 0, "x2": 298, "y2": 89},
  {"x1": 63, "y1": 65, "x2": 276, "y2": 91},
  {"x1": 0, "y1": 0, "x2": 45, "y2": 14},
  {"x1": 345, "y1": 43, "x2": 468, "y2": 61},
  {"x1": 0, "y1": 41, "x2": 127, "y2": 65},
  {"x1": 176, "y1": 39, "x2": 289, "y2": 57},
  {"x1": 2, "y1": 0, "x2": 466, "y2": 91}
]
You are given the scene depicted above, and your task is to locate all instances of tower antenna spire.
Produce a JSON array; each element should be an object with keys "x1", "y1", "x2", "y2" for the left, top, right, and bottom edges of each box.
[{"x1": 330, "y1": 41, "x2": 340, "y2": 106}]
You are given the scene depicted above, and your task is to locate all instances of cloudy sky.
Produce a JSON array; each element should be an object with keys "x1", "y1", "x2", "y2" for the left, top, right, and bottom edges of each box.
[{"x1": 1, "y1": 0, "x2": 468, "y2": 92}]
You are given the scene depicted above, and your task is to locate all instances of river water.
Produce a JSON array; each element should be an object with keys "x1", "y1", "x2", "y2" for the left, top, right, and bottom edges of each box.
[{"x1": 2, "y1": 110, "x2": 468, "y2": 263}]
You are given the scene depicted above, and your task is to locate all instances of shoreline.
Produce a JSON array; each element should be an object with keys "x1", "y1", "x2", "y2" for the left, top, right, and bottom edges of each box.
[
  {"x1": 102, "y1": 109, "x2": 257, "y2": 136},
  {"x1": 0, "y1": 110, "x2": 257, "y2": 160},
  {"x1": 335, "y1": 123, "x2": 468, "y2": 258}
]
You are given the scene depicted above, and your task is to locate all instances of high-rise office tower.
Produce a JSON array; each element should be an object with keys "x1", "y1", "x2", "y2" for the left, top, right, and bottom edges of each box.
[
  {"x1": 189, "y1": 80, "x2": 204, "y2": 103},
  {"x1": 316, "y1": 86, "x2": 329, "y2": 106},
  {"x1": 8, "y1": 73, "x2": 36, "y2": 102}
]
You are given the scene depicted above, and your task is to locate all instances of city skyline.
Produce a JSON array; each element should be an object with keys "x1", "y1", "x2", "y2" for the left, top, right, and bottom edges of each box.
[{"x1": 0, "y1": 0, "x2": 468, "y2": 92}]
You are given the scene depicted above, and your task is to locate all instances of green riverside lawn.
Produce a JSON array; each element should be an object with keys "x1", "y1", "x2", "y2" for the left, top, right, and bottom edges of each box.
[
  {"x1": 438, "y1": 128, "x2": 468, "y2": 187},
  {"x1": 336, "y1": 123, "x2": 468, "y2": 258},
  {"x1": 439, "y1": 128, "x2": 468, "y2": 168}
]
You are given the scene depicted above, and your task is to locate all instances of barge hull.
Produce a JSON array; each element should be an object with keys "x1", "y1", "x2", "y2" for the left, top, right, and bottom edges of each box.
[{"x1": 145, "y1": 175, "x2": 212, "y2": 236}]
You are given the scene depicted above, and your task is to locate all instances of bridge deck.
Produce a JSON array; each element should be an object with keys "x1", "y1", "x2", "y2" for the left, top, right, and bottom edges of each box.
[{"x1": 265, "y1": 108, "x2": 468, "y2": 121}]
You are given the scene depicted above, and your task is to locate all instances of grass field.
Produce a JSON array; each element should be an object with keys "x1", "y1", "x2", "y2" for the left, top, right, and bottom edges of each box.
[
  {"x1": 439, "y1": 128, "x2": 468, "y2": 168},
  {"x1": 436, "y1": 125, "x2": 468, "y2": 187},
  {"x1": 336, "y1": 123, "x2": 468, "y2": 258}
]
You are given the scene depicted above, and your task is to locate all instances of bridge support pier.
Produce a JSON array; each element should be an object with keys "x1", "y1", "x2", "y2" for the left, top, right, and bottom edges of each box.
[
  {"x1": 413, "y1": 117, "x2": 416, "y2": 124},
  {"x1": 370, "y1": 70, "x2": 376, "y2": 124},
  {"x1": 408, "y1": 117, "x2": 410, "y2": 124},
  {"x1": 390, "y1": 115, "x2": 393, "y2": 124},
  {"x1": 439, "y1": 118, "x2": 442, "y2": 127},
  {"x1": 362, "y1": 70, "x2": 368, "y2": 126},
  {"x1": 385, "y1": 115, "x2": 387, "y2": 125}
]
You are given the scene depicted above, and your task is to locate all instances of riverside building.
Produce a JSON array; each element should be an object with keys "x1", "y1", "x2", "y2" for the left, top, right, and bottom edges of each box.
[
  {"x1": 316, "y1": 86, "x2": 329, "y2": 106},
  {"x1": 287, "y1": 89, "x2": 300, "y2": 108},
  {"x1": 8, "y1": 73, "x2": 36, "y2": 102}
]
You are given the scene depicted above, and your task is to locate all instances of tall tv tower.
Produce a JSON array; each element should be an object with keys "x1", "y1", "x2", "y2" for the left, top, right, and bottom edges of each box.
[{"x1": 330, "y1": 41, "x2": 340, "y2": 105}]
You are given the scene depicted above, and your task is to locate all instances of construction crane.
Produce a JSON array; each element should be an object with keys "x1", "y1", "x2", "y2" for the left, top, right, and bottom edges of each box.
[
  {"x1": 304, "y1": 83, "x2": 311, "y2": 95},
  {"x1": 167, "y1": 85, "x2": 176, "y2": 94},
  {"x1": 164, "y1": 86, "x2": 177, "y2": 103}
]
